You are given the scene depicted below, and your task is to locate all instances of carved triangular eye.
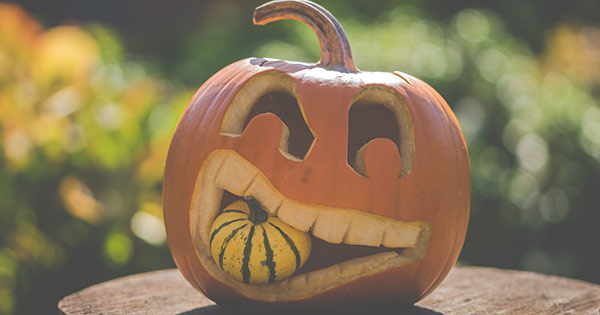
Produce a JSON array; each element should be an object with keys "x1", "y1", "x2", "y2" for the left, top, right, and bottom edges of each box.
[
  {"x1": 347, "y1": 87, "x2": 415, "y2": 178},
  {"x1": 220, "y1": 71, "x2": 315, "y2": 161}
]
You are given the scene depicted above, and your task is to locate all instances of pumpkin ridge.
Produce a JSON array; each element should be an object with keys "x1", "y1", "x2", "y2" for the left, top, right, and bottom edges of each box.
[{"x1": 241, "y1": 225, "x2": 256, "y2": 283}]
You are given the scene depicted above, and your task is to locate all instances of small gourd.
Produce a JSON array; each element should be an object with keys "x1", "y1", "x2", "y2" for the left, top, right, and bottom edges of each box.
[{"x1": 209, "y1": 197, "x2": 311, "y2": 284}]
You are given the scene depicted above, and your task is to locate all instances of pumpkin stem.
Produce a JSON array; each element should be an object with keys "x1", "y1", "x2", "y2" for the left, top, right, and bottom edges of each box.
[
  {"x1": 244, "y1": 196, "x2": 268, "y2": 224},
  {"x1": 253, "y1": 0, "x2": 358, "y2": 73}
]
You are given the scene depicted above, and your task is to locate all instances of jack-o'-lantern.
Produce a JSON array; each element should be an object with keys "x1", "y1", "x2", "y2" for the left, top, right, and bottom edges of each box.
[{"x1": 163, "y1": 0, "x2": 470, "y2": 309}]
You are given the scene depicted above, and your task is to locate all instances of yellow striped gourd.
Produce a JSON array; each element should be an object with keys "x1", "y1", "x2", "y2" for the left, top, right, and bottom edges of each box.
[{"x1": 209, "y1": 197, "x2": 311, "y2": 284}]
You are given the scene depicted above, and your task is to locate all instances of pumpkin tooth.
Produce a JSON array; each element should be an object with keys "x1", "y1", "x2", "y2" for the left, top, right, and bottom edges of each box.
[
  {"x1": 243, "y1": 173, "x2": 283, "y2": 215},
  {"x1": 381, "y1": 221, "x2": 425, "y2": 248},
  {"x1": 342, "y1": 211, "x2": 386, "y2": 247},
  {"x1": 311, "y1": 209, "x2": 351, "y2": 244},
  {"x1": 277, "y1": 200, "x2": 319, "y2": 232},
  {"x1": 215, "y1": 152, "x2": 258, "y2": 196},
  {"x1": 341, "y1": 211, "x2": 424, "y2": 248},
  {"x1": 280, "y1": 203, "x2": 423, "y2": 248}
]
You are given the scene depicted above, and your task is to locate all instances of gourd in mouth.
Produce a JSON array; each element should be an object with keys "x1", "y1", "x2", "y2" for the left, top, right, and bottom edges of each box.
[
  {"x1": 209, "y1": 197, "x2": 312, "y2": 284},
  {"x1": 163, "y1": 0, "x2": 470, "y2": 309},
  {"x1": 200, "y1": 150, "x2": 431, "y2": 288}
]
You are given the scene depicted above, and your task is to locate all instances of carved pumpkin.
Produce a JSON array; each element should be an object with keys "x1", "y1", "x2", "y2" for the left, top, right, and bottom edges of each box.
[{"x1": 163, "y1": 0, "x2": 470, "y2": 309}]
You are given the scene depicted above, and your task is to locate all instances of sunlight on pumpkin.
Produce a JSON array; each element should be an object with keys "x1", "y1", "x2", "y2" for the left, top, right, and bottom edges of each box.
[{"x1": 59, "y1": 176, "x2": 103, "y2": 224}]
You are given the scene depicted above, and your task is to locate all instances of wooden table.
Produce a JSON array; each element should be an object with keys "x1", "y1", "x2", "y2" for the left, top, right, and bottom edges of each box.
[{"x1": 58, "y1": 266, "x2": 600, "y2": 314}]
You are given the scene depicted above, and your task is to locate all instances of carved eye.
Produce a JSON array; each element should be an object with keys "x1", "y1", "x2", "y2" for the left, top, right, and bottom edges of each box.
[
  {"x1": 220, "y1": 71, "x2": 315, "y2": 161},
  {"x1": 347, "y1": 87, "x2": 415, "y2": 178}
]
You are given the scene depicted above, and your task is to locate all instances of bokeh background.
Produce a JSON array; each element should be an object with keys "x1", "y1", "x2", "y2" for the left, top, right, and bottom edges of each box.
[{"x1": 1, "y1": 0, "x2": 599, "y2": 313}]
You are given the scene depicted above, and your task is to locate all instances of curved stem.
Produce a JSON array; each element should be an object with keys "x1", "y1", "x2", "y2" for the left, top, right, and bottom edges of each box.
[{"x1": 254, "y1": 0, "x2": 358, "y2": 73}]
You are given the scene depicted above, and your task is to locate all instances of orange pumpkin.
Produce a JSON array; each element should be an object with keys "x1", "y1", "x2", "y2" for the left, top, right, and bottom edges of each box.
[{"x1": 163, "y1": 0, "x2": 470, "y2": 309}]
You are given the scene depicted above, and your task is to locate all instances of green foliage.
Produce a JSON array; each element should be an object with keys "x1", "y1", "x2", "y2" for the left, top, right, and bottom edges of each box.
[{"x1": 0, "y1": 4, "x2": 193, "y2": 313}]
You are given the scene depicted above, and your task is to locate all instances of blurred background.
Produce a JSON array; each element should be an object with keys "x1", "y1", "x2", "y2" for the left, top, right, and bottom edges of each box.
[{"x1": 1, "y1": 0, "x2": 599, "y2": 313}]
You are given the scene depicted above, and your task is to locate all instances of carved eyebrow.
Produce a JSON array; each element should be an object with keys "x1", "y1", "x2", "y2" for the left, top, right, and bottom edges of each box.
[
  {"x1": 347, "y1": 86, "x2": 415, "y2": 178},
  {"x1": 220, "y1": 71, "x2": 315, "y2": 161}
]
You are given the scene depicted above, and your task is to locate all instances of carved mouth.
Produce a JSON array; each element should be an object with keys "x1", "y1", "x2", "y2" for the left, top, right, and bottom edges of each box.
[{"x1": 190, "y1": 149, "x2": 430, "y2": 302}]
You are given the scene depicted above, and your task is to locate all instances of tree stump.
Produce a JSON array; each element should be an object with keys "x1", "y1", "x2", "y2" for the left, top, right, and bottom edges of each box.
[{"x1": 58, "y1": 266, "x2": 600, "y2": 314}]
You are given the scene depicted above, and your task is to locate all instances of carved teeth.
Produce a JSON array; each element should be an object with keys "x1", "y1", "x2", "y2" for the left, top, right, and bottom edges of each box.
[
  {"x1": 212, "y1": 150, "x2": 426, "y2": 249},
  {"x1": 278, "y1": 200, "x2": 319, "y2": 232},
  {"x1": 190, "y1": 149, "x2": 431, "y2": 301},
  {"x1": 312, "y1": 209, "x2": 351, "y2": 244},
  {"x1": 215, "y1": 153, "x2": 257, "y2": 197},
  {"x1": 244, "y1": 173, "x2": 283, "y2": 215}
]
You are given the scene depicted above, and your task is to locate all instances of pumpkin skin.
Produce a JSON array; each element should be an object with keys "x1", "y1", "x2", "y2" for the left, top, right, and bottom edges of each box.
[
  {"x1": 163, "y1": 0, "x2": 470, "y2": 310},
  {"x1": 209, "y1": 199, "x2": 311, "y2": 284}
]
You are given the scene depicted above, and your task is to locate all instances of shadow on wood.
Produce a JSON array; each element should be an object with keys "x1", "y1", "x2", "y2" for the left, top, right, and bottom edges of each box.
[{"x1": 177, "y1": 304, "x2": 442, "y2": 315}]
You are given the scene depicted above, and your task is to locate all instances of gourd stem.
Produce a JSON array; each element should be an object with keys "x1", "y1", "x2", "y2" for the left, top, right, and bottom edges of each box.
[
  {"x1": 253, "y1": 0, "x2": 358, "y2": 73},
  {"x1": 244, "y1": 196, "x2": 268, "y2": 224}
]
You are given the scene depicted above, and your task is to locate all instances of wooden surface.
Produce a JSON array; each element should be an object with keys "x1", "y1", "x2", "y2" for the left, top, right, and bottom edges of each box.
[{"x1": 58, "y1": 266, "x2": 600, "y2": 314}]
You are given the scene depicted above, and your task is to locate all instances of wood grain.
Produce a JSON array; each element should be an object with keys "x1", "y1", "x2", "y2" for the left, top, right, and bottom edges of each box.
[{"x1": 58, "y1": 266, "x2": 600, "y2": 314}]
